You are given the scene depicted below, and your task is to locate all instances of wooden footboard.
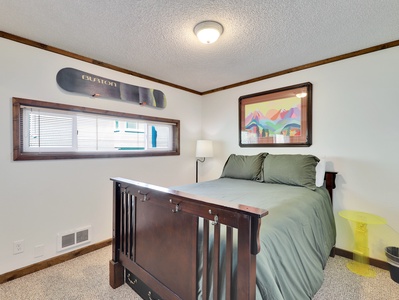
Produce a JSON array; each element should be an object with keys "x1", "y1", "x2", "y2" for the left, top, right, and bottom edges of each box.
[
  {"x1": 109, "y1": 177, "x2": 268, "y2": 299},
  {"x1": 110, "y1": 172, "x2": 337, "y2": 300}
]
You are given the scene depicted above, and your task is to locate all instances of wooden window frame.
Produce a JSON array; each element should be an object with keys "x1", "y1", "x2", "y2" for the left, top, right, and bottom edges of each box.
[{"x1": 12, "y1": 97, "x2": 180, "y2": 160}]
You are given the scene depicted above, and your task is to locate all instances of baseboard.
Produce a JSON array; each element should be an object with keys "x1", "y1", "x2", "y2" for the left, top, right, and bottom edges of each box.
[
  {"x1": 335, "y1": 247, "x2": 389, "y2": 270},
  {"x1": 0, "y1": 242, "x2": 389, "y2": 285},
  {"x1": 0, "y1": 238, "x2": 112, "y2": 284}
]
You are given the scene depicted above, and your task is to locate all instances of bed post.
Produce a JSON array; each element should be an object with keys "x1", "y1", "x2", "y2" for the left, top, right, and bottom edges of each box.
[
  {"x1": 324, "y1": 171, "x2": 337, "y2": 201},
  {"x1": 324, "y1": 171, "x2": 338, "y2": 257},
  {"x1": 236, "y1": 214, "x2": 262, "y2": 299},
  {"x1": 109, "y1": 181, "x2": 124, "y2": 289}
]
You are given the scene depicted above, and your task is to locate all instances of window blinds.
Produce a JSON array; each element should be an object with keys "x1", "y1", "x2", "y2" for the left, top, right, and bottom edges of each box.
[{"x1": 21, "y1": 106, "x2": 172, "y2": 153}]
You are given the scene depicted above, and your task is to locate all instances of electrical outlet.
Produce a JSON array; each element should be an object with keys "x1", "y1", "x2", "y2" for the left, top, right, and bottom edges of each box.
[{"x1": 13, "y1": 240, "x2": 24, "y2": 254}]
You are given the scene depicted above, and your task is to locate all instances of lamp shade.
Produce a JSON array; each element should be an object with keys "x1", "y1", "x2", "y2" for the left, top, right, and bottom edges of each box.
[{"x1": 196, "y1": 140, "x2": 213, "y2": 158}]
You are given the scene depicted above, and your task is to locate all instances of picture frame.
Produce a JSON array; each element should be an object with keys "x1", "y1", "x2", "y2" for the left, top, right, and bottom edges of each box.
[{"x1": 239, "y1": 82, "x2": 312, "y2": 147}]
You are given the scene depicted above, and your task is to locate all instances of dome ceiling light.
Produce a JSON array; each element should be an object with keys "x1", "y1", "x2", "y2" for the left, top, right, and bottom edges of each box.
[{"x1": 194, "y1": 21, "x2": 224, "y2": 44}]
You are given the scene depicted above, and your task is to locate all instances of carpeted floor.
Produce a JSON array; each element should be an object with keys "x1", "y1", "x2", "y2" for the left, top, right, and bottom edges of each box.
[
  {"x1": 1, "y1": 245, "x2": 398, "y2": 299},
  {"x1": 313, "y1": 255, "x2": 399, "y2": 299}
]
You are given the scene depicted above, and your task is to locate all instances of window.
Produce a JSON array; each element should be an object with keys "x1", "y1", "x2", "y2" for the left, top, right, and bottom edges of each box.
[{"x1": 13, "y1": 98, "x2": 180, "y2": 160}]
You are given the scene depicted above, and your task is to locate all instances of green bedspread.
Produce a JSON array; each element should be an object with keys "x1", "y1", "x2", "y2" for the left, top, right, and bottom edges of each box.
[{"x1": 173, "y1": 178, "x2": 336, "y2": 300}]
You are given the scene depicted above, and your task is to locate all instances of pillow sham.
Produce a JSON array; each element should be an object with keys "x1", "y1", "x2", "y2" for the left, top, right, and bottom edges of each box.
[
  {"x1": 221, "y1": 153, "x2": 267, "y2": 180},
  {"x1": 262, "y1": 154, "x2": 320, "y2": 190}
]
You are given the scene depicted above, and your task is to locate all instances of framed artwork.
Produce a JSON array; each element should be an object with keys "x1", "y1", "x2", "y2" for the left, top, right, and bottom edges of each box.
[{"x1": 239, "y1": 82, "x2": 312, "y2": 147}]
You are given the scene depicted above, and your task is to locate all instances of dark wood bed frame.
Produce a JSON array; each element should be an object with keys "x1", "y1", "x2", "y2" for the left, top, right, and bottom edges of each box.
[{"x1": 109, "y1": 172, "x2": 337, "y2": 300}]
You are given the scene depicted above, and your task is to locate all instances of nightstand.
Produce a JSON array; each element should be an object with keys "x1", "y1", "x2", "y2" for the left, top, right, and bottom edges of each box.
[{"x1": 339, "y1": 210, "x2": 386, "y2": 277}]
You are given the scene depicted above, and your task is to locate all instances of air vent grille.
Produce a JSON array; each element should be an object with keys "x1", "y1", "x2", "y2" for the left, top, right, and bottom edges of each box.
[
  {"x1": 61, "y1": 233, "x2": 75, "y2": 248},
  {"x1": 76, "y1": 229, "x2": 89, "y2": 243},
  {"x1": 57, "y1": 226, "x2": 91, "y2": 252}
]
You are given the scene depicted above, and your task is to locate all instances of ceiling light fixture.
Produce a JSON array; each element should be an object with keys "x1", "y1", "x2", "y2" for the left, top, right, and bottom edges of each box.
[{"x1": 194, "y1": 21, "x2": 224, "y2": 44}]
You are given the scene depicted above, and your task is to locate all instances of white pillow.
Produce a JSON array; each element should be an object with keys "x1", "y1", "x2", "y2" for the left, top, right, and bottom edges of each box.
[{"x1": 315, "y1": 158, "x2": 326, "y2": 187}]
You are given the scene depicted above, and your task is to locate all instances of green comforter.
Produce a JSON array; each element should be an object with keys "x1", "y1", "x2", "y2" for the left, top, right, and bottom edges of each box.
[{"x1": 173, "y1": 178, "x2": 336, "y2": 300}]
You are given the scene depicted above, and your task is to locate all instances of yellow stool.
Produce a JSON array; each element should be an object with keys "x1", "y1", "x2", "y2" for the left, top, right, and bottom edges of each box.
[{"x1": 339, "y1": 210, "x2": 386, "y2": 277}]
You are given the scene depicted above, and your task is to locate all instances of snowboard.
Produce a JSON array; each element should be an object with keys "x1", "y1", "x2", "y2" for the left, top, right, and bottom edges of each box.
[{"x1": 56, "y1": 67, "x2": 166, "y2": 109}]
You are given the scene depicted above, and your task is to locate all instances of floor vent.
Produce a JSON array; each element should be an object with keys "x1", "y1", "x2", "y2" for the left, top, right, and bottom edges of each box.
[
  {"x1": 76, "y1": 228, "x2": 89, "y2": 243},
  {"x1": 57, "y1": 226, "x2": 91, "y2": 252},
  {"x1": 61, "y1": 233, "x2": 75, "y2": 249}
]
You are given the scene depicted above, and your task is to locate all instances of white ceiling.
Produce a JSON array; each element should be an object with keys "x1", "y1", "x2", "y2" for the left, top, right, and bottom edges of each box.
[{"x1": 1, "y1": 0, "x2": 399, "y2": 93}]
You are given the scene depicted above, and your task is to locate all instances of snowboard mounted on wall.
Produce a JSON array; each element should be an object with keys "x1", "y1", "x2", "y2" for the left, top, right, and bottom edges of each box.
[{"x1": 56, "y1": 67, "x2": 166, "y2": 109}]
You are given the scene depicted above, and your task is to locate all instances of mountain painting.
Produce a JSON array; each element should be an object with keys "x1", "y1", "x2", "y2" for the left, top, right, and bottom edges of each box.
[
  {"x1": 244, "y1": 97, "x2": 301, "y2": 138},
  {"x1": 239, "y1": 82, "x2": 312, "y2": 147}
]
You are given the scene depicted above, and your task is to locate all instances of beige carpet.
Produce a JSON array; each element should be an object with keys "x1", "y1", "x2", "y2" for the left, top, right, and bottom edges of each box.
[
  {"x1": 313, "y1": 255, "x2": 399, "y2": 300},
  {"x1": 0, "y1": 246, "x2": 140, "y2": 300},
  {"x1": 1, "y1": 246, "x2": 399, "y2": 299}
]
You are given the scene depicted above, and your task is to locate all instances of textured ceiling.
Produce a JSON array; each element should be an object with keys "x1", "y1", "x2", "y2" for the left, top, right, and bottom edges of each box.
[{"x1": 1, "y1": 0, "x2": 399, "y2": 93}]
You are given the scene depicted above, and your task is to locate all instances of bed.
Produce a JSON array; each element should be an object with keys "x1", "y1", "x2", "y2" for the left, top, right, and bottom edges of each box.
[{"x1": 109, "y1": 153, "x2": 337, "y2": 300}]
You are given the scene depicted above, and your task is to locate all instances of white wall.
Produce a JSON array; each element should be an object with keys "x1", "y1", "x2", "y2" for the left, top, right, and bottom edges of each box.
[
  {"x1": 201, "y1": 46, "x2": 399, "y2": 261},
  {"x1": 0, "y1": 38, "x2": 202, "y2": 274}
]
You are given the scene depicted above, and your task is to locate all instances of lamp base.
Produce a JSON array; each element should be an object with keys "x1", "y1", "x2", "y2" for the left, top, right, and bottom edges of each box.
[{"x1": 196, "y1": 158, "x2": 205, "y2": 183}]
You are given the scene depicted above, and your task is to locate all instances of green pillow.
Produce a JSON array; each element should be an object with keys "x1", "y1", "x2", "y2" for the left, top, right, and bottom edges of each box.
[
  {"x1": 262, "y1": 154, "x2": 319, "y2": 190},
  {"x1": 221, "y1": 153, "x2": 267, "y2": 180}
]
